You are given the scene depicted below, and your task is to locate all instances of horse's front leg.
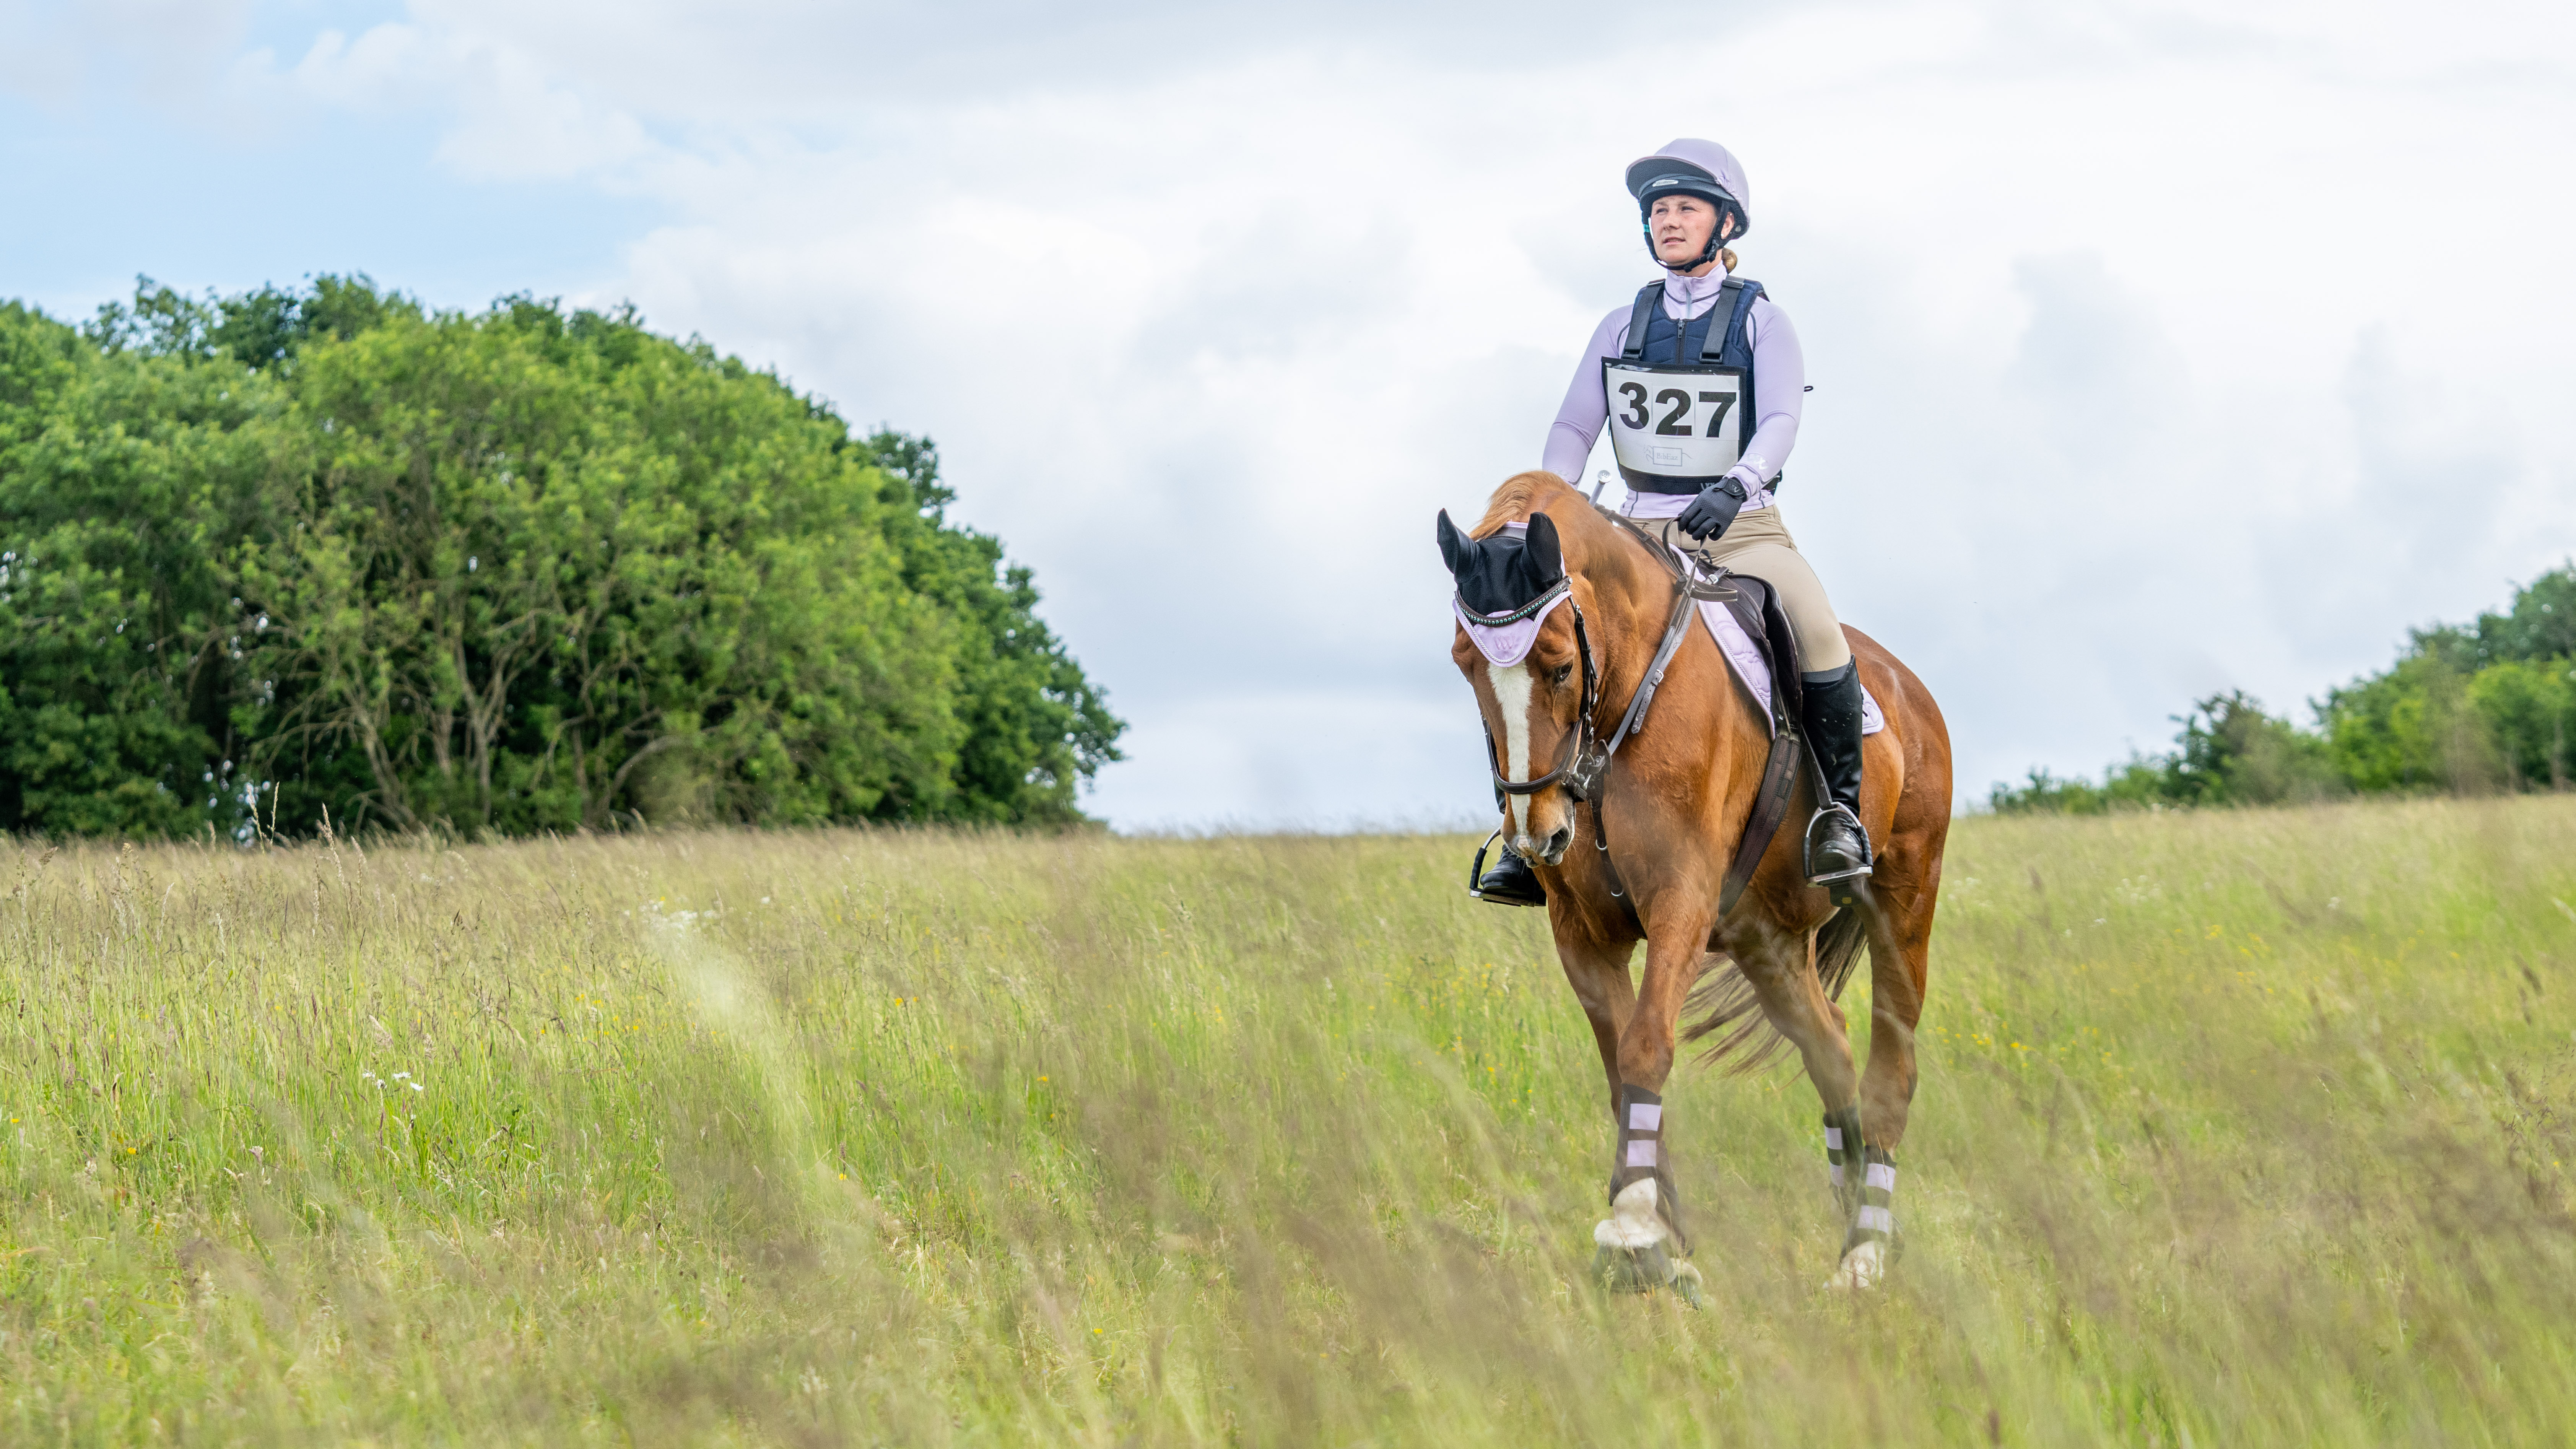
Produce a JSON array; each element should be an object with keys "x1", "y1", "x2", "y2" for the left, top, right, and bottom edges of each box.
[
  {"x1": 1590, "y1": 899, "x2": 1718, "y2": 1301},
  {"x1": 1549, "y1": 930, "x2": 1638, "y2": 1122}
]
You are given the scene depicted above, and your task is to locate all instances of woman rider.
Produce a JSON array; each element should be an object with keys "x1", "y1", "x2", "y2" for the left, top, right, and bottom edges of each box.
[{"x1": 1475, "y1": 138, "x2": 1871, "y2": 907}]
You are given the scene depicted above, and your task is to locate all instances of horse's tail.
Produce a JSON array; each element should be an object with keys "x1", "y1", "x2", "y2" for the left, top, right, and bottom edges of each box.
[{"x1": 1682, "y1": 908, "x2": 1870, "y2": 1075}]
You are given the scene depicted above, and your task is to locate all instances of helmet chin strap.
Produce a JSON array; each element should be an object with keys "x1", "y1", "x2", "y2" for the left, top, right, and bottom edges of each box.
[{"x1": 1643, "y1": 209, "x2": 1734, "y2": 273}]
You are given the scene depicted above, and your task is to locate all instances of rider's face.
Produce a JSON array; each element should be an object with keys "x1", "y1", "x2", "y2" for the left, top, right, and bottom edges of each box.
[{"x1": 1649, "y1": 195, "x2": 1730, "y2": 267}]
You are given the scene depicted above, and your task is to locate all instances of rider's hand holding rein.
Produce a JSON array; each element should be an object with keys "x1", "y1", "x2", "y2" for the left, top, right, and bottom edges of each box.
[{"x1": 1677, "y1": 476, "x2": 1748, "y2": 543}]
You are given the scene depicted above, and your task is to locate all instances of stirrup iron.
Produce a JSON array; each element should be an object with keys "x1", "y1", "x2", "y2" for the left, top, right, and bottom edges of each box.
[
  {"x1": 1467, "y1": 830, "x2": 1547, "y2": 908},
  {"x1": 1801, "y1": 802, "x2": 1873, "y2": 883}
]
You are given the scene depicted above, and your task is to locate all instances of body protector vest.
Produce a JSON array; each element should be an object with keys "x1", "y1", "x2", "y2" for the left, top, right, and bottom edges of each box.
[{"x1": 1602, "y1": 277, "x2": 1769, "y2": 495}]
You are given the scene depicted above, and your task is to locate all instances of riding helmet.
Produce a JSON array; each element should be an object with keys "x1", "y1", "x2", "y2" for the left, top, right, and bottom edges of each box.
[{"x1": 1625, "y1": 138, "x2": 1751, "y2": 241}]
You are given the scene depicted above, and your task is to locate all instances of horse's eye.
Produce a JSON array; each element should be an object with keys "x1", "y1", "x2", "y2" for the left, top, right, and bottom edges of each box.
[{"x1": 1552, "y1": 664, "x2": 1574, "y2": 687}]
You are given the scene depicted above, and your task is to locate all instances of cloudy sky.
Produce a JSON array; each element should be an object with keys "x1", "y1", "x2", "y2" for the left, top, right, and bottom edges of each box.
[{"x1": 7, "y1": 0, "x2": 2573, "y2": 830}]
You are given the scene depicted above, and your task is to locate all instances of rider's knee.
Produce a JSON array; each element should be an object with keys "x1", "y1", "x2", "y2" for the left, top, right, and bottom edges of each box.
[{"x1": 1792, "y1": 615, "x2": 1851, "y2": 672}]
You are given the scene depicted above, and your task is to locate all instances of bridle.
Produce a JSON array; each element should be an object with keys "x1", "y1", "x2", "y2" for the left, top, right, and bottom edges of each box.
[
  {"x1": 1472, "y1": 507, "x2": 1730, "y2": 809},
  {"x1": 1464, "y1": 504, "x2": 1835, "y2": 929},
  {"x1": 1465, "y1": 577, "x2": 1597, "y2": 802}
]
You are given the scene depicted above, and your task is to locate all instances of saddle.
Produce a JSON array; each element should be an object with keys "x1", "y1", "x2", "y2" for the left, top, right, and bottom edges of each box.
[
  {"x1": 1709, "y1": 571, "x2": 1803, "y2": 735},
  {"x1": 1698, "y1": 571, "x2": 1812, "y2": 913},
  {"x1": 1449, "y1": 505, "x2": 1864, "y2": 924},
  {"x1": 1594, "y1": 512, "x2": 1852, "y2": 918}
]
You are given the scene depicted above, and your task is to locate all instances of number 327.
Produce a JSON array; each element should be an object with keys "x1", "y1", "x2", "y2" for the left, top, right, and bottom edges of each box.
[{"x1": 1617, "y1": 382, "x2": 1735, "y2": 437}]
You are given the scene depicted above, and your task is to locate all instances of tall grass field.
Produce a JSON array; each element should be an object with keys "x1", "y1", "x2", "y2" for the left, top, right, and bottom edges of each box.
[{"x1": 4, "y1": 801, "x2": 2573, "y2": 1444}]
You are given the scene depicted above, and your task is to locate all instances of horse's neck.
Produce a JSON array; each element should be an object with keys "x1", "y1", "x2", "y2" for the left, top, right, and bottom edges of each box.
[
  {"x1": 1575, "y1": 533, "x2": 1667, "y2": 688},
  {"x1": 1579, "y1": 525, "x2": 1760, "y2": 754}
]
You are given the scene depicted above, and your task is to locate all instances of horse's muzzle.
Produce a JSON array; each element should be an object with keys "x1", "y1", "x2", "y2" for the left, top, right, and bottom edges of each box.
[{"x1": 1516, "y1": 823, "x2": 1573, "y2": 867}]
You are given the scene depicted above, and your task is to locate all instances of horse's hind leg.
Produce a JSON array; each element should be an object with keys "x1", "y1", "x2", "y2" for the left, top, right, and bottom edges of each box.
[
  {"x1": 1853, "y1": 766, "x2": 1947, "y2": 1150},
  {"x1": 1828, "y1": 842, "x2": 1942, "y2": 1290},
  {"x1": 1723, "y1": 915, "x2": 1864, "y2": 1207},
  {"x1": 1726, "y1": 917, "x2": 1859, "y2": 1108},
  {"x1": 1856, "y1": 879, "x2": 1934, "y2": 1150},
  {"x1": 1729, "y1": 907, "x2": 1922, "y2": 1289}
]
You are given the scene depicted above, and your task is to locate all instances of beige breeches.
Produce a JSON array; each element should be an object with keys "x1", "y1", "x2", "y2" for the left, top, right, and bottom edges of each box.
[{"x1": 1634, "y1": 507, "x2": 1852, "y2": 674}]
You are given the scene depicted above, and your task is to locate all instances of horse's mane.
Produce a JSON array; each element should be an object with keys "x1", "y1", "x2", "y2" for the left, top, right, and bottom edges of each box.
[
  {"x1": 1469, "y1": 471, "x2": 1586, "y2": 539},
  {"x1": 1470, "y1": 472, "x2": 1655, "y2": 594}
]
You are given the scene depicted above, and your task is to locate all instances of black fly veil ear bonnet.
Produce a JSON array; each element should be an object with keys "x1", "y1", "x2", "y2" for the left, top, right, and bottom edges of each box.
[{"x1": 1440, "y1": 511, "x2": 1570, "y2": 666}]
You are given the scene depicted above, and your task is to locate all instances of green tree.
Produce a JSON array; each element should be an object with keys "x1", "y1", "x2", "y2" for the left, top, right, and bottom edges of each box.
[
  {"x1": 860, "y1": 429, "x2": 1122, "y2": 824},
  {"x1": 0, "y1": 278, "x2": 1123, "y2": 838},
  {"x1": 1995, "y1": 561, "x2": 2576, "y2": 812},
  {"x1": 0, "y1": 296, "x2": 277, "y2": 836},
  {"x1": 2164, "y1": 691, "x2": 2340, "y2": 806},
  {"x1": 2467, "y1": 562, "x2": 2576, "y2": 665},
  {"x1": 1987, "y1": 692, "x2": 2338, "y2": 814},
  {"x1": 2464, "y1": 657, "x2": 2576, "y2": 790},
  {"x1": 1987, "y1": 766, "x2": 2110, "y2": 815},
  {"x1": 2319, "y1": 652, "x2": 2466, "y2": 793}
]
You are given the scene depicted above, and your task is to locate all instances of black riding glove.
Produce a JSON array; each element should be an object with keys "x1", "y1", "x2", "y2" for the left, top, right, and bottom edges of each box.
[{"x1": 1676, "y1": 476, "x2": 1751, "y2": 542}]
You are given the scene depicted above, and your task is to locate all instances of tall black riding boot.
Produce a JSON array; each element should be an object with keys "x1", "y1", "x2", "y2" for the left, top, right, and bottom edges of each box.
[
  {"x1": 1472, "y1": 840, "x2": 1548, "y2": 907},
  {"x1": 1800, "y1": 661, "x2": 1872, "y2": 885}
]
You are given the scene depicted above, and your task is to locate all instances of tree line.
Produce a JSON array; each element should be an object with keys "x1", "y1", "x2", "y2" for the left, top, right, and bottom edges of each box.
[
  {"x1": 0, "y1": 277, "x2": 1123, "y2": 838},
  {"x1": 1990, "y1": 565, "x2": 2576, "y2": 813}
]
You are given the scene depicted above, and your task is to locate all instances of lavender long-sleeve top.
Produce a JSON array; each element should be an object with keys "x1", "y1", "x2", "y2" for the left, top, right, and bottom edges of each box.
[{"x1": 1540, "y1": 269, "x2": 1805, "y2": 519}]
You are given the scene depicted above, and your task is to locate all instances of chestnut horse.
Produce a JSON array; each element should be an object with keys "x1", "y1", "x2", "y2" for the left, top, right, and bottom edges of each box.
[{"x1": 1442, "y1": 470, "x2": 1951, "y2": 1295}]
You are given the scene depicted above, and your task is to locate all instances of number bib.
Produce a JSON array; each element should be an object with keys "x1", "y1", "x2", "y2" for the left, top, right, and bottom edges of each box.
[{"x1": 1600, "y1": 359, "x2": 1748, "y2": 494}]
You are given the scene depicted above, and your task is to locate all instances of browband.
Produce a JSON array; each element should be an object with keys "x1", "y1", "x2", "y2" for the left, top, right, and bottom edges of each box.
[{"x1": 1451, "y1": 576, "x2": 1571, "y2": 628}]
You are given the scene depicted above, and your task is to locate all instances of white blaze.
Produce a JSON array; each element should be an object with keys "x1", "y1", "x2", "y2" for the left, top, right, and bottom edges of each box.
[{"x1": 1490, "y1": 664, "x2": 1534, "y2": 835}]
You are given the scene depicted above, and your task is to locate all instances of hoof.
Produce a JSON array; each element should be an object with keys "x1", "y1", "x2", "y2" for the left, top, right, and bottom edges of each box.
[
  {"x1": 1593, "y1": 1177, "x2": 1699, "y2": 1304},
  {"x1": 1587, "y1": 1245, "x2": 1705, "y2": 1308},
  {"x1": 1591, "y1": 1241, "x2": 1673, "y2": 1295},
  {"x1": 1823, "y1": 1238, "x2": 1886, "y2": 1292},
  {"x1": 1667, "y1": 1259, "x2": 1707, "y2": 1309}
]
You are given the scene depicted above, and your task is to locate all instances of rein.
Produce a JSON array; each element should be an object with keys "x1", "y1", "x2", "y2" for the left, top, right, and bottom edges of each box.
[
  {"x1": 1471, "y1": 505, "x2": 1793, "y2": 931},
  {"x1": 1495, "y1": 507, "x2": 1733, "y2": 798},
  {"x1": 1475, "y1": 515, "x2": 1700, "y2": 808}
]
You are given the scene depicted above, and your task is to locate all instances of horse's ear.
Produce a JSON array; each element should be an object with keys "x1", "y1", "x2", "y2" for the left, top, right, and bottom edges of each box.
[
  {"x1": 1436, "y1": 510, "x2": 1468, "y2": 577},
  {"x1": 1525, "y1": 511, "x2": 1564, "y2": 582}
]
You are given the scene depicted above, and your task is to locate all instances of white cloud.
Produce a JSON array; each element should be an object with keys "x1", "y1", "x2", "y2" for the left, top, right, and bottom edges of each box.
[
  {"x1": 168, "y1": 0, "x2": 2576, "y2": 822},
  {"x1": 263, "y1": 13, "x2": 661, "y2": 181},
  {"x1": 1, "y1": 0, "x2": 257, "y2": 107}
]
